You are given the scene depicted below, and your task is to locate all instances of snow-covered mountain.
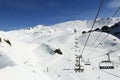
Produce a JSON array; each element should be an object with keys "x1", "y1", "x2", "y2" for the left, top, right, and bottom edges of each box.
[
  {"x1": 1, "y1": 17, "x2": 120, "y2": 80},
  {"x1": 101, "y1": 21, "x2": 120, "y2": 38}
]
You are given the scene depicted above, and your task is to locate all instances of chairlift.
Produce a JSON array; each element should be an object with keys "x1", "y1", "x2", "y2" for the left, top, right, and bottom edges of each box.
[
  {"x1": 99, "y1": 61, "x2": 114, "y2": 69},
  {"x1": 99, "y1": 53, "x2": 114, "y2": 69},
  {"x1": 74, "y1": 65, "x2": 84, "y2": 72},
  {"x1": 74, "y1": 55, "x2": 84, "y2": 72},
  {"x1": 75, "y1": 55, "x2": 84, "y2": 62},
  {"x1": 81, "y1": 58, "x2": 85, "y2": 62},
  {"x1": 74, "y1": 41, "x2": 79, "y2": 45},
  {"x1": 85, "y1": 59, "x2": 91, "y2": 65},
  {"x1": 0, "y1": 37, "x2": 2, "y2": 42}
]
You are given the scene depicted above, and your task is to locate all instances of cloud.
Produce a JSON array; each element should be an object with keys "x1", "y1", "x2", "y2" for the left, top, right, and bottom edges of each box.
[{"x1": 107, "y1": 0, "x2": 120, "y2": 8}]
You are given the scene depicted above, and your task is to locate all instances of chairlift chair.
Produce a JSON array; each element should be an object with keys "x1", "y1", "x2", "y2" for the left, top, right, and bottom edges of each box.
[
  {"x1": 74, "y1": 55, "x2": 84, "y2": 72},
  {"x1": 99, "y1": 61, "x2": 114, "y2": 69},
  {"x1": 85, "y1": 61, "x2": 91, "y2": 65},
  {"x1": 85, "y1": 59, "x2": 91, "y2": 65},
  {"x1": 99, "y1": 53, "x2": 114, "y2": 69},
  {"x1": 74, "y1": 65, "x2": 84, "y2": 72}
]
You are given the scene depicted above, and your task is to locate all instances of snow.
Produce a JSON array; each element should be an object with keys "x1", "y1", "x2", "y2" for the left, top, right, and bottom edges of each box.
[
  {"x1": 0, "y1": 65, "x2": 52, "y2": 80},
  {"x1": 0, "y1": 17, "x2": 120, "y2": 80}
]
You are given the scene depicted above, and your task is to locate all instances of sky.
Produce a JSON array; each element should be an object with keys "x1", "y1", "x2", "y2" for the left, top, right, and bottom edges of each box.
[{"x1": 0, "y1": 0, "x2": 119, "y2": 31}]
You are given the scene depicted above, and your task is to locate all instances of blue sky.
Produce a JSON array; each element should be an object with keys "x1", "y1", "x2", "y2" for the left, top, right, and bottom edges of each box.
[{"x1": 0, "y1": 0, "x2": 119, "y2": 31}]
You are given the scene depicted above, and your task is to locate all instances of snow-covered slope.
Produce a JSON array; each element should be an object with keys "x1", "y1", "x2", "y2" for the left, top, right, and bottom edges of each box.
[{"x1": 1, "y1": 17, "x2": 120, "y2": 80}]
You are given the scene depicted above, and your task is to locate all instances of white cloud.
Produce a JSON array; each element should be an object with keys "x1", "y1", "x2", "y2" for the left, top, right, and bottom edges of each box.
[{"x1": 107, "y1": 0, "x2": 120, "y2": 8}]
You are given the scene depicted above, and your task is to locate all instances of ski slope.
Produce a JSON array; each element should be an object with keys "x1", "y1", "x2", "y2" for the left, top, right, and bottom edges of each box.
[{"x1": 0, "y1": 18, "x2": 120, "y2": 80}]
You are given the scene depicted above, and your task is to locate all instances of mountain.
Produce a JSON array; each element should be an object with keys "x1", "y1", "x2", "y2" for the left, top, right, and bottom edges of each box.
[
  {"x1": 1, "y1": 17, "x2": 120, "y2": 80},
  {"x1": 101, "y1": 21, "x2": 120, "y2": 39},
  {"x1": 82, "y1": 21, "x2": 120, "y2": 39}
]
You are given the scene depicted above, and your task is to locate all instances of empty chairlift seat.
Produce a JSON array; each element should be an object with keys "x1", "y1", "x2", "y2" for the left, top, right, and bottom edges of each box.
[
  {"x1": 85, "y1": 59, "x2": 91, "y2": 65},
  {"x1": 99, "y1": 61, "x2": 114, "y2": 69},
  {"x1": 85, "y1": 61, "x2": 91, "y2": 65}
]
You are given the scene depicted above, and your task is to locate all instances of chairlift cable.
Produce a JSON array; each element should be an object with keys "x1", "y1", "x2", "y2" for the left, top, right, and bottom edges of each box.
[
  {"x1": 89, "y1": 54, "x2": 106, "y2": 60},
  {"x1": 87, "y1": 33, "x2": 109, "y2": 55},
  {"x1": 106, "y1": 6, "x2": 120, "y2": 26},
  {"x1": 108, "y1": 48, "x2": 120, "y2": 54},
  {"x1": 87, "y1": 32, "x2": 102, "y2": 52},
  {"x1": 81, "y1": 0, "x2": 104, "y2": 56},
  {"x1": 85, "y1": 6, "x2": 120, "y2": 57},
  {"x1": 88, "y1": 47, "x2": 120, "y2": 60}
]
